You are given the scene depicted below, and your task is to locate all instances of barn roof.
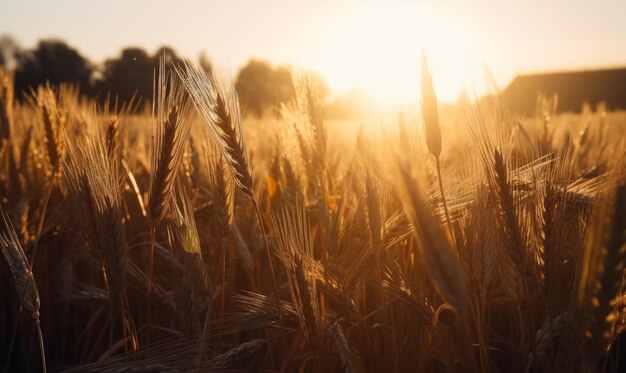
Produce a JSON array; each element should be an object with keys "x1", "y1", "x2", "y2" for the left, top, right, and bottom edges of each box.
[{"x1": 501, "y1": 66, "x2": 626, "y2": 115}]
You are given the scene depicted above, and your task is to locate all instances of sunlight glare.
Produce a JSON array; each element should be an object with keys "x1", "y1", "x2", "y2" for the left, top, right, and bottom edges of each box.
[{"x1": 312, "y1": 3, "x2": 482, "y2": 105}]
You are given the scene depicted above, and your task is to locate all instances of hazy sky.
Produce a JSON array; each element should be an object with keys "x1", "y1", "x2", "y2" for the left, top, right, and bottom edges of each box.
[{"x1": 1, "y1": 0, "x2": 625, "y2": 103}]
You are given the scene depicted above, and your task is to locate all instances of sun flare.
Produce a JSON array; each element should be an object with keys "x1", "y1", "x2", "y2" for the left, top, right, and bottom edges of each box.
[{"x1": 312, "y1": 3, "x2": 483, "y2": 106}]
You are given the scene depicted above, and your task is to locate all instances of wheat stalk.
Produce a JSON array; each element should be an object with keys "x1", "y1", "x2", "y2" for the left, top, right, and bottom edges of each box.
[
  {"x1": 421, "y1": 52, "x2": 451, "y2": 228},
  {"x1": 272, "y1": 202, "x2": 322, "y2": 352},
  {"x1": 168, "y1": 182, "x2": 210, "y2": 341},
  {"x1": 176, "y1": 62, "x2": 295, "y2": 370},
  {"x1": 1, "y1": 206, "x2": 46, "y2": 373},
  {"x1": 580, "y1": 183, "x2": 626, "y2": 366},
  {"x1": 63, "y1": 122, "x2": 137, "y2": 354},
  {"x1": 0, "y1": 67, "x2": 14, "y2": 144},
  {"x1": 207, "y1": 339, "x2": 265, "y2": 370},
  {"x1": 396, "y1": 161, "x2": 469, "y2": 317},
  {"x1": 147, "y1": 60, "x2": 194, "y2": 310},
  {"x1": 174, "y1": 62, "x2": 253, "y2": 197},
  {"x1": 105, "y1": 116, "x2": 120, "y2": 163},
  {"x1": 35, "y1": 84, "x2": 65, "y2": 173}
]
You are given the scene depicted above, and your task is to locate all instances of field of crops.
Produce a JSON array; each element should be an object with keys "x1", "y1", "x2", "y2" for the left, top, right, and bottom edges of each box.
[{"x1": 1, "y1": 60, "x2": 625, "y2": 372}]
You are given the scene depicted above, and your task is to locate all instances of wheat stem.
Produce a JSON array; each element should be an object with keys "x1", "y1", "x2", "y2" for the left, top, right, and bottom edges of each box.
[
  {"x1": 147, "y1": 224, "x2": 156, "y2": 344},
  {"x1": 252, "y1": 199, "x2": 295, "y2": 372},
  {"x1": 35, "y1": 320, "x2": 47, "y2": 373},
  {"x1": 435, "y1": 157, "x2": 452, "y2": 228},
  {"x1": 5, "y1": 160, "x2": 57, "y2": 371}
]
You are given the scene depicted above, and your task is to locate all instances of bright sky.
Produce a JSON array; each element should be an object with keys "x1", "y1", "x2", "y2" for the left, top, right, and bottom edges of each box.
[{"x1": 1, "y1": 0, "x2": 625, "y2": 104}]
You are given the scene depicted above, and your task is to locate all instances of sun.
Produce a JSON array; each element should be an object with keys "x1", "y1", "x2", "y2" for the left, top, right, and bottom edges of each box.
[{"x1": 311, "y1": 3, "x2": 483, "y2": 106}]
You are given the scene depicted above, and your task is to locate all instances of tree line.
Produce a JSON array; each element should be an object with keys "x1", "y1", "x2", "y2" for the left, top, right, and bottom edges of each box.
[{"x1": 0, "y1": 35, "x2": 312, "y2": 117}]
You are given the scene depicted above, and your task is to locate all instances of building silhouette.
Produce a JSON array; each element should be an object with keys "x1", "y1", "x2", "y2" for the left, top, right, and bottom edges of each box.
[{"x1": 501, "y1": 67, "x2": 626, "y2": 115}]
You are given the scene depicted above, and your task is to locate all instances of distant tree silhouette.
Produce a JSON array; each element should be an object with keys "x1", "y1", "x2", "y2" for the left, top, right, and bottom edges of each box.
[
  {"x1": 95, "y1": 46, "x2": 188, "y2": 104},
  {"x1": 154, "y1": 46, "x2": 185, "y2": 67},
  {"x1": 2, "y1": 33, "x2": 332, "y2": 114},
  {"x1": 235, "y1": 60, "x2": 274, "y2": 116},
  {"x1": 235, "y1": 60, "x2": 298, "y2": 117},
  {"x1": 96, "y1": 47, "x2": 153, "y2": 103},
  {"x1": 14, "y1": 39, "x2": 93, "y2": 94},
  {"x1": 273, "y1": 66, "x2": 297, "y2": 106}
]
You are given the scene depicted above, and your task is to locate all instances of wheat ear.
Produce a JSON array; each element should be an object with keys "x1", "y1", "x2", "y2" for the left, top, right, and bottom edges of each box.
[
  {"x1": 176, "y1": 62, "x2": 294, "y2": 370},
  {"x1": 421, "y1": 52, "x2": 451, "y2": 228},
  {"x1": 272, "y1": 202, "x2": 322, "y2": 353},
  {"x1": 148, "y1": 60, "x2": 193, "y2": 304}
]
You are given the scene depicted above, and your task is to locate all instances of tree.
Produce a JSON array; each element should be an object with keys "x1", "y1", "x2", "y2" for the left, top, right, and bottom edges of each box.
[
  {"x1": 154, "y1": 46, "x2": 185, "y2": 67},
  {"x1": 235, "y1": 60, "x2": 299, "y2": 117},
  {"x1": 96, "y1": 47, "x2": 153, "y2": 103},
  {"x1": 14, "y1": 39, "x2": 93, "y2": 94},
  {"x1": 95, "y1": 46, "x2": 187, "y2": 104},
  {"x1": 235, "y1": 60, "x2": 274, "y2": 117},
  {"x1": 272, "y1": 67, "x2": 297, "y2": 107}
]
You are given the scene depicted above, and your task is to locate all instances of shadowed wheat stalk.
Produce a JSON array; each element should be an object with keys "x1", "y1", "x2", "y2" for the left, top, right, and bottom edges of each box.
[
  {"x1": 395, "y1": 162, "x2": 469, "y2": 317},
  {"x1": 175, "y1": 61, "x2": 294, "y2": 370},
  {"x1": 147, "y1": 60, "x2": 194, "y2": 303},
  {"x1": 272, "y1": 202, "x2": 322, "y2": 353},
  {"x1": 64, "y1": 125, "x2": 137, "y2": 351},
  {"x1": 1, "y1": 206, "x2": 46, "y2": 373}
]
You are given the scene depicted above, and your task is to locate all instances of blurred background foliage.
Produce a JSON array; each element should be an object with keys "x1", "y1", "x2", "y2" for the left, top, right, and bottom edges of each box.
[{"x1": 0, "y1": 35, "x2": 347, "y2": 118}]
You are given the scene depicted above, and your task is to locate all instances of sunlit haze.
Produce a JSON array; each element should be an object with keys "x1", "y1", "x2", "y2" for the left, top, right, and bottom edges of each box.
[
  {"x1": 311, "y1": 3, "x2": 479, "y2": 104},
  {"x1": 1, "y1": 0, "x2": 625, "y2": 104}
]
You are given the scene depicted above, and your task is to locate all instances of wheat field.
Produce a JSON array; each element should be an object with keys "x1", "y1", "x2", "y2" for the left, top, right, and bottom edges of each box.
[{"x1": 1, "y1": 59, "x2": 626, "y2": 373}]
